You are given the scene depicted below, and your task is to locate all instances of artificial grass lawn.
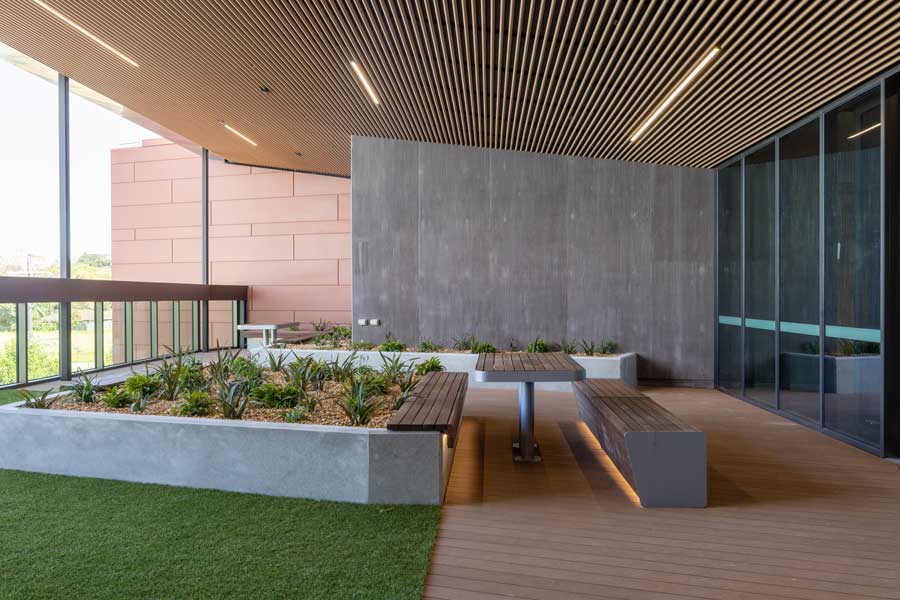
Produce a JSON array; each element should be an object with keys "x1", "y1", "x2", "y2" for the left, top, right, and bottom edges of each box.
[{"x1": 0, "y1": 470, "x2": 441, "y2": 599}]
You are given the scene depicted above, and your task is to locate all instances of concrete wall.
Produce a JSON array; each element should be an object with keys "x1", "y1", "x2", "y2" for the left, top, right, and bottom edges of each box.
[
  {"x1": 352, "y1": 137, "x2": 715, "y2": 385},
  {"x1": 110, "y1": 139, "x2": 352, "y2": 351}
]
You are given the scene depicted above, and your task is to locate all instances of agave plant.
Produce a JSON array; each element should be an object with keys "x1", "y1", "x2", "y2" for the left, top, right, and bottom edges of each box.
[
  {"x1": 207, "y1": 348, "x2": 241, "y2": 385},
  {"x1": 337, "y1": 376, "x2": 379, "y2": 426},
  {"x1": 395, "y1": 370, "x2": 418, "y2": 410},
  {"x1": 560, "y1": 337, "x2": 578, "y2": 354},
  {"x1": 217, "y1": 381, "x2": 251, "y2": 420},
  {"x1": 379, "y1": 351, "x2": 413, "y2": 386},
  {"x1": 17, "y1": 388, "x2": 56, "y2": 409},
  {"x1": 154, "y1": 357, "x2": 184, "y2": 402},
  {"x1": 580, "y1": 339, "x2": 596, "y2": 356},
  {"x1": 250, "y1": 382, "x2": 299, "y2": 409},
  {"x1": 178, "y1": 357, "x2": 207, "y2": 392},
  {"x1": 62, "y1": 371, "x2": 99, "y2": 403},
  {"x1": 264, "y1": 351, "x2": 289, "y2": 374},
  {"x1": 327, "y1": 352, "x2": 358, "y2": 382}
]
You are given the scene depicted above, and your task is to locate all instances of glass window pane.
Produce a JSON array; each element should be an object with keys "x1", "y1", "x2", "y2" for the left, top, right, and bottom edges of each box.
[
  {"x1": 0, "y1": 304, "x2": 17, "y2": 384},
  {"x1": 71, "y1": 302, "x2": 96, "y2": 372},
  {"x1": 823, "y1": 88, "x2": 882, "y2": 447},
  {"x1": 158, "y1": 301, "x2": 175, "y2": 355},
  {"x1": 717, "y1": 161, "x2": 742, "y2": 391},
  {"x1": 28, "y1": 303, "x2": 59, "y2": 380},
  {"x1": 107, "y1": 302, "x2": 126, "y2": 366},
  {"x1": 133, "y1": 301, "x2": 152, "y2": 361},
  {"x1": 744, "y1": 144, "x2": 776, "y2": 406},
  {"x1": 0, "y1": 44, "x2": 58, "y2": 275},
  {"x1": 779, "y1": 120, "x2": 821, "y2": 422}
]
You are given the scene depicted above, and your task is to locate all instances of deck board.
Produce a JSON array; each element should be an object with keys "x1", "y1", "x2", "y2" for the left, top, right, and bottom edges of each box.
[{"x1": 428, "y1": 386, "x2": 900, "y2": 599}]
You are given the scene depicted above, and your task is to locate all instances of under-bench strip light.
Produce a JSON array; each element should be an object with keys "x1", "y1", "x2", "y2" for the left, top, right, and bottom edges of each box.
[
  {"x1": 220, "y1": 122, "x2": 258, "y2": 146},
  {"x1": 32, "y1": 0, "x2": 139, "y2": 67},
  {"x1": 629, "y1": 46, "x2": 720, "y2": 142},
  {"x1": 847, "y1": 122, "x2": 881, "y2": 139},
  {"x1": 350, "y1": 61, "x2": 380, "y2": 105}
]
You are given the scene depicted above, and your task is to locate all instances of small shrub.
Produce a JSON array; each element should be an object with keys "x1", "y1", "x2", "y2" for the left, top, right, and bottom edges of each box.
[
  {"x1": 218, "y1": 381, "x2": 251, "y2": 420},
  {"x1": 471, "y1": 341, "x2": 496, "y2": 354},
  {"x1": 327, "y1": 352, "x2": 358, "y2": 382},
  {"x1": 331, "y1": 326, "x2": 352, "y2": 341},
  {"x1": 130, "y1": 396, "x2": 153, "y2": 413},
  {"x1": 379, "y1": 351, "x2": 413, "y2": 385},
  {"x1": 18, "y1": 389, "x2": 56, "y2": 409},
  {"x1": 313, "y1": 334, "x2": 331, "y2": 348},
  {"x1": 231, "y1": 356, "x2": 262, "y2": 380},
  {"x1": 337, "y1": 377, "x2": 379, "y2": 426},
  {"x1": 580, "y1": 339, "x2": 596, "y2": 356},
  {"x1": 123, "y1": 372, "x2": 159, "y2": 401},
  {"x1": 99, "y1": 386, "x2": 131, "y2": 409},
  {"x1": 251, "y1": 382, "x2": 300, "y2": 409},
  {"x1": 207, "y1": 348, "x2": 240, "y2": 384},
  {"x1": 154, "y1": 358, "x2": 184, "y2": 403},
  {"x1": 526, "y1": 337, "x2": 549, "y2": 353},
  {"x1": 395, "y1": 370, "x2": 418, "y2": 410},
  {"x1": 415, "y1": 356, "x2": 444, "y2": 375},
  {"x1": 350, "y1": 340, "x2": 375, "y2": 351},
  {"x1": 417, "y1": 340, "x2": 441, "y2": 353},
  {"x1": 312, "y1": 319, "x2": 329, "y2": 332},
  {"x1": 599, "y1": 339, "x2": 618, "y2": 354},
  {"x1": 62, "y1": 371, "x2": 99, "y2": 403},
  {"x1": 452, "y1": 335, "x2": 477, "y2": 351},
  {"x1": 175, "y1": 390, "x2": 212, "y2": 416},
  {"x1": 560, "y1": 337, "x2": 578, "y2": 354},
  {"x1": 379, "y1": 334, "x2": 406, "y2": 353},
  {"x1": 283, "y1": 407, "x2": 307, "y2": 423}
]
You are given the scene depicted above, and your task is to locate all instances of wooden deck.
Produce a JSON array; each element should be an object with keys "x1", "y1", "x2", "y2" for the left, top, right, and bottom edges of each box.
[{"x1": 426, "y1": 386, "x2": 900, "y2": 600}]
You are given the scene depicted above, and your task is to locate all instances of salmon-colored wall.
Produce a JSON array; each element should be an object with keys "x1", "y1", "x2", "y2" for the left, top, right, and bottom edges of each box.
[{"x1": 111, "y1": 138, "x2": 352, "y2": 344}]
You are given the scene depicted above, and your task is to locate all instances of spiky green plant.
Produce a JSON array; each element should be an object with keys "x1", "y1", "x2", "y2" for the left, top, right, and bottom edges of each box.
[
  {"x1": 312, "y1": 319, "x2": 329, "y2": 332},
  {"x1": 217, "y1": 381, "x2": 251, "y2": 420},
  {"x1": 174, "y1": 390, "x2": 213, "y2": 417},
  {"x1": 470, "y1": 340, "x2": 496, "y2": 354},
  {"x1": 560, "y1": 337, "x2": 578, "y2": 354},
  {"x1": 18, "y1": 389, "x2": 56, "y2": 409},
  {"x1": 417, "y1": 340, "x2": 440, "y2": 353},
  {"x1": 123, "y1": 372, "x2": 159, "y2": 400},
  {"x1": 327, "y1": 352, "x2": 358, "y2": 382},
  {"x1": 452, "y1": 335, "x2": 477, "y2": 351},
  {"x1": 526, "y1": 337, "x2": 549, "y2": 353},
  {"x1": 178, "y1": 357, "x2": 207, "y2": 392},
  {"x1": 99, "y1": 386, "x2": 131, "y2": 409},
  {"x1": 350, "y1": 340, "x2": 375, "y2": 351},
  {"x1": 379, "y1": 339, "x2": 405, "y2": 353},
  {"x1": 414, "y1": 356, "x2": 444, "y2": 376},
  {"x1": 379, "y1": 351, "x2": 414, "y2": 386},
  {"x1": 153, "y1": 357, "x2": 184, "y2": 403},
  {"x1": 599, "y1": 339, "x2": 618, "y2": 354},
  {"x1": 282, "y1": 407, "x2": 307, "y2": 423},
  {"x1": 337, "y1": 377, "x2": 379, "y2": 426},
  {"x1": 62, "y1": 371, "x2": 99, "y2": 403},
  {"x1": 264, "y1": 351, "x2": 289, "y2": 374},
  {"x1": 250, "y1": 382, "x2": 300, "y2": 409},
  {"x1": 580, "y1": 339, "x2": 596, "y2": 356},
  {"x1": 394, "y1": 370, "x2": 419, "y2": 410},
  {"x1": 330, "y1": 326, "x2": 352, "y2": 342},
  {"x1": 207, "y1": 348, "x2": 241, "y2": 385}
]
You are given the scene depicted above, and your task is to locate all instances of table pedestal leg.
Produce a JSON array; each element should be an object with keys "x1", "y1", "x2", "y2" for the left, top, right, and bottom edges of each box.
[{"x1": 513, "y1": 381, "x2": 541, "y2": 462}]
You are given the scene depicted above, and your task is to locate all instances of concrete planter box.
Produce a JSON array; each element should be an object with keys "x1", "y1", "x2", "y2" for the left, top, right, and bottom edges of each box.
[
  {"x1": 254, "y1": 348, "x2": 638, "y2": 390},
  {"x1": 781, "y1": 352, "x2": 881, "y2": 394},
  {"x1": 0, "y1": 404, "x2": 453, "y2": 505}
]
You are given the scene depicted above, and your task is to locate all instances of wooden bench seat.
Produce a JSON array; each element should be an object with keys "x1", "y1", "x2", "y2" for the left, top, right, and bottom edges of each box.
[
  {"x1": 574, "y1": 379, "x2": 707, "y2": 507},
  {"x1": 387, "y1": 371, "x2": 468, "y2": 447}
]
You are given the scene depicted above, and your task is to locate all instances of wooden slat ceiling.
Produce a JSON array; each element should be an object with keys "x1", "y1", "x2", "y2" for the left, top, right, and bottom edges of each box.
[{"x1": 1, "y1": 0, "x2": 900, "y2": 177}]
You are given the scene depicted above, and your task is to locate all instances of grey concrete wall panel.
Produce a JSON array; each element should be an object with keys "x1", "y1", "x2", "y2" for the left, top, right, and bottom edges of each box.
[
  {"x1": 351, "y1": 137, "x2": 420, "y2": 344},
  {"x1": 351, "y1": 137, "x2": 715, "y2": 385}
]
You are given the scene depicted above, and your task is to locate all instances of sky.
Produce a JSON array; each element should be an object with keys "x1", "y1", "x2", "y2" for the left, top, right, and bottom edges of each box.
[{"x1": 0, "y1": 48, "x2": 155, "y2": 264}]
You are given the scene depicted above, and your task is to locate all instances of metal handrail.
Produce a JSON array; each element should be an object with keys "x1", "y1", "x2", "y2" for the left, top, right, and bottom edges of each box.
[{"x1": 0, "y1": 276, "x2": 248, "y2": 303}]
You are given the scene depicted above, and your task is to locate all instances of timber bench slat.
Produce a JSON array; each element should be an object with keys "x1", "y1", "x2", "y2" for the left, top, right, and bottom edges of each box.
[
  {"x1": 574, "y1": 379, "x2": 707, "y2": 508},
  {"x1": 387, "y1": 371, "x2": 468, "y2": 447}
]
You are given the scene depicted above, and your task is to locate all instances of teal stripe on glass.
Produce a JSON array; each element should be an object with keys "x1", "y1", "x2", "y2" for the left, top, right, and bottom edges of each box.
[
  {"x1": 745, "y1": 318, "x2": 775, "y2": 331},
  {"x1": 779, "y1": 321, "x2": 820, "y2": 336},
  {"x1": 825, "y1": 325, "x2": 881, "y2": 343},
  {"x1": 718, "y1": 315, "x2": 741, "y2": 326}
]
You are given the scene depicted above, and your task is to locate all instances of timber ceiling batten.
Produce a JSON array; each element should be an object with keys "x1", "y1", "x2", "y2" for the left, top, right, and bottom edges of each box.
[{"x1": 2, "y1": 1, "x2": 900, "y2": 177}]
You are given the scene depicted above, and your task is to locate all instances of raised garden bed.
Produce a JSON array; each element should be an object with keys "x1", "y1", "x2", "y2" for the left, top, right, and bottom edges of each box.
[{"x1": 0, "y1": 350, "x2": 457, "y2": 504}]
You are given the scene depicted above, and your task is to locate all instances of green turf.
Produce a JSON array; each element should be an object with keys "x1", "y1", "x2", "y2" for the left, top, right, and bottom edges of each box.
[{"x1": 0, "y1": 470, "x2": 441, "y2": 599}]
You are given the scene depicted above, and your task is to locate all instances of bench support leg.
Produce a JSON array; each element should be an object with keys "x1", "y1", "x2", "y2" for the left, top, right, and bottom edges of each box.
[{"x1": 514, "y1": 382, "x2": 541, "y2": 462}]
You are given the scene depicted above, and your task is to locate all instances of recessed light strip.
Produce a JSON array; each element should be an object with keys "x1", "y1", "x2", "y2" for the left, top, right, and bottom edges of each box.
[
  {"x1": 629, "y1": 46, "x2": 720, "y2": 143},
  {"x1": 220, "y1": 122, "x2": 258, "y2": 146},
  {"x1": 847, "y1": 122, "x2": 881, "y2": 139},
  {"x1": 350, "y1": 61, "x2": 380, "y2": 105},
  {"x1": 31, "y1": 0, "x2": 139, "y2": 67}
]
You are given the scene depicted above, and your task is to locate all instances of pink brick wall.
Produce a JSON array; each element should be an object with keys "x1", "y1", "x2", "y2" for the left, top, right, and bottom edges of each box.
[{"x1": 111, "y1": 139, "x2": 352, "y2": 342}]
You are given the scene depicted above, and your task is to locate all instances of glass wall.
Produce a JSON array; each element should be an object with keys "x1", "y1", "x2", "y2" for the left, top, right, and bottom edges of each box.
[
  {"x1": 823, "y1": 89, "x2": 882, "y2": 447},
  {"x1": 717, "y1": 161, "x2": 742, "y2": 392},
  {"x1": 717, "y1": 84, "x2": 884, "y2": 453},
  {"x1": 779, "y1": 120, "x2": 821, "y2": 422},
  {"x1": 744, "y1": 144, "x2": 776, "y2": 406}
]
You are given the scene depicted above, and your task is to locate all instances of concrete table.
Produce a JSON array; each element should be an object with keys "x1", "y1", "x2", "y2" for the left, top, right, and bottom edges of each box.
[
  {"x1": 236, "y1": 321, "x2": 300, "y2": 347},
  {"x1": 475, "y1": 352, "x2": 585, "y2": 462}
]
